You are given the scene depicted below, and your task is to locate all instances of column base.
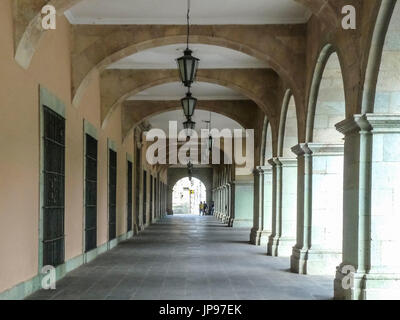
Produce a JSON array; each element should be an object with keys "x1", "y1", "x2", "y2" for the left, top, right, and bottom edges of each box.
[
  {"x1": 290, "y1": 247, "x2": 307, "y2": 274},
  {"x1": 259, "y1": 231, "x2": 271, "y2": 247},
  {"x1": 227, "y1": 218, "x2": 234, "y2": 227},
  {"x1": 334, "y1": 265, "x2": 400, "y2": 300},
  {"x1": 291, "y1": 248, "x2": 342, "y2": 275},
  {"x1": 250, "y1": 228, "x2": 262, "y2": 245},
  {"x1": 267, "y1": 236, "x2": 295, "y2": 257},
  {"x1": 224, "y1": 215, "x2": 230, "y2": 224}
]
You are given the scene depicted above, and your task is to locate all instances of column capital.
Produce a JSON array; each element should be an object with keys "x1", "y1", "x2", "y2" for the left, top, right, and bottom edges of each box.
[
  {"x1": 276, "y1": 157, "x2": 298, "y2": 167},
  {"x1": 267, "y1": 157, "x2": 279, "y2": 167},
  {"x1": 258, "y1": 165, "x2": 273, "y2": 174},
  {"x1": 291, "y1": 143, "x2": 343, "y2": 157},
  {"x1": 232, "y1": 180, "x2": 253, "y2": 186},
  {"x1": 291, "y1": 143, "x2": 308, "y2": 156},
  {"x1": 253, "y1": 166, "x2": 266, "y2": 176},
  {"x1": 336, "y1": 114, "x2": 400, "y2": 135}
]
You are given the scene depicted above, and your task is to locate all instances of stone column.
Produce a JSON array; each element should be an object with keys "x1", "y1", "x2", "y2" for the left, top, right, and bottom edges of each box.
[
  {"x1": 334, "y1": 114, "x2": 400, "y2": 300},
  {"x1": 260, "y1": 166, "x2": 273, "y2": 246},
  {"x1": 212, "y1": 190, "x2": 215, "y2": 216},
  {"x1": 216, "y1": 189, "x2": 219, "y2": 218},
  {"x1": 220, "y1": 186, "x2": 225, "y2": 222},
  {"x1": 271, "y1": 158, "x2": 297, "y2": 257},
  {"x1": 250, "y1": 167, "x2": 265, "y2": 245},
  {"x1": 228, "y1": 182, "x2": 235, "y2": 227},
  {"x1": 267, "y1": 159, "x2": 278, "y2": 256},
  {"x1": 217, "y1": 187, "x2": 222, "y2": 220},
  {"x1": 218, "y1": 187, "x2": 222, "y2": 220},
  {"x1": 224, "y1": 185, "x2": 229, "y2": 224},
  {"x1": 231, "y1": 180, "x2": 254, "y2": 228},
  {"x1": 291, "y1": 143, "x2": 344, "y2": 275},
  {"x1": 226, "y1": 183, "x2": 232, "y2": 226},
  {"x1": 282, "y1": 158, "x2": 298, "y2": 256}
]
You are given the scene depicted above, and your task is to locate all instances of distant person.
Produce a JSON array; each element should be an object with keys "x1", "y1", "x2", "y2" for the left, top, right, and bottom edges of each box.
[
  {"x1": 199, "y1": 202, "x2": 203, "y2": 216},
  {"x1": 203, "y1": 203, "x2": 208, "y2": 216}
]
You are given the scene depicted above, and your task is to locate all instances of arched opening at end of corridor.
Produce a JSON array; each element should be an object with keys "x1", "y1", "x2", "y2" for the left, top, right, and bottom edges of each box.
[{"x1": 172, "y1": 177, "x2": 206, "y2": 215}]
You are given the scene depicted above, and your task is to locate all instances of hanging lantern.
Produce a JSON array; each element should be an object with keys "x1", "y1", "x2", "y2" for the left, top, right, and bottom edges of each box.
[
  {"x1": 181, "y1": 91, "x2": 197, "y2": 118},
  {"x1": 208, "y1": 134, "x2": 213, "y2": 152},
  {"x1": 183, "y1": 117, "x2": 196, "y2": 138},
  {"x1": 183, "y1": 118, "x2": 196, "y2": 130},
  {"x1": 187, "y1": 161, "x2": 193, "y2": 181},
  {"x1": 176, "y1": 0, "x2": 200, "y2": 87},
  {"x1": 207, "y1": 113, "x2": 213, "y2": 152},
  {"x1": 177, "y1": 49, "x2": 200, "y2": 87}
]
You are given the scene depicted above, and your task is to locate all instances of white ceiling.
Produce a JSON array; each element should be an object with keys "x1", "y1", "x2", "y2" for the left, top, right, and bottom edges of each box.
[
  {"x1": 128, "y1": 82, "x2": 246, "y2": 100},
  {"x1": 146, "y1": 110, "x2": 243, "y2": 136},
  {"x1": 65, "y1": 0, "x2": 311, "y2": 25},
  {"x1": 108, "y1": 44, "x2": 268, "y2": 69}
]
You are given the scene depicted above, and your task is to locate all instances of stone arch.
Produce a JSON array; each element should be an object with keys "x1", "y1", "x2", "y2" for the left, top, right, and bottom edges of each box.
[
  {"x1": 278, "y1": 90, "x2": 298, "y2": 158},
  {"x1": 167, "y1": 167, "x2": 214, "y2": 213},
  {"x1": 13, "y1": 0, "x2": 339, "y2": 72},
  {"x1": 146, "y1": 140, "x2": 237, "y2": 168},
  {"x1": 259, "y1": 117, "x2": 268, "y2": 166},
  {"x1": 169, "y1": 172, "x2": 211, "y2": 193},
  {"x1": 122, "y1": 100, "x2": 256, "y2": 140},
  {"x1": 365, "y1": 0, "x2": 399, "y2": 114},
  {"x1": 74, "y1": 33, "x2": 301, "y2": 110},
  {"x1": 305, "y1": 44, "x2": 346, "y2": 143},
  {"x1": 100, "y1": 69, "x2": 278, "y2": 128},
  {"x1": 171, "y1": 177, "x2": 207, "y2": 215},
  {"x1": 264, "y1": 121, "x2": 274, "y2": 163}
]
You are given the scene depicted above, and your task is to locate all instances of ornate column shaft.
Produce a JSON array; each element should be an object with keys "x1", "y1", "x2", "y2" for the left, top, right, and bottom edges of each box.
[{"x1": 334, "y1": 114, "x2": 400, "y2": 300}]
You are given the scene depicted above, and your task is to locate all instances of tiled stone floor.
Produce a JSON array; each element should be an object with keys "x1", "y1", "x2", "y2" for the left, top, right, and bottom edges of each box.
[{"x1": 27, "y1": 215, "x2": 333, "y2": 300}]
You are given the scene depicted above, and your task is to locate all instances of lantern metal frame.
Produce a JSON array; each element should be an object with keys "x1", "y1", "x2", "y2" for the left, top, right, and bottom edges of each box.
[
  {"x1": 177, "y1": 49, "x2": 200, "y2": 88},
  {"x1": 181, "y1": 90, "x2": 197, "y2": 118},
  {"x1": 183, "y1": 117, "x2": 196, "y2": 138},
  {"x1": 183, "y1": 118, "x2": 196, "y2": 131}
]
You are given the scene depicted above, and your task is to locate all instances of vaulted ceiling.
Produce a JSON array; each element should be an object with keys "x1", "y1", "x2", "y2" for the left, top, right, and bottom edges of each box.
[
  {"x1": 65, "y1": 0, "x2": 311, "y2": 25},
  {"x1": 63, "y1": 0, "x2": 310, "y2": 132}
]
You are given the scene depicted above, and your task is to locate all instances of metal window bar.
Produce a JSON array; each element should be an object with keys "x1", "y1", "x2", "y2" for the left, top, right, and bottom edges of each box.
[
  {"x1": 42, "y1": 106, "x2": 65, "y2": 267},
  {"x1": 127, "y1": 160, "x2": 133, "y2": 232},
  {"x1": 108, "y1": 149, "x2": 117, "y2": 240},
  {"x1": 135, "y1": 147, "x2": 141, "y2": 228},
  {"x1": 143, "y1": 170, "x2": 147, "y2": 226},
  {"x1": 150, "y1": 176, "x2": 153, "y2": 223},
  {"x1": 85, "y1": 134, "x2": 97, "y2": 252}
]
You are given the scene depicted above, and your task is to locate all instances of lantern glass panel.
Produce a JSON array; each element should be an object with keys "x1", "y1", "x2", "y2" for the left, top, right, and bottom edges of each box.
[{"x1": 176, "y1": 50, "x2": 200, "y2": 87}]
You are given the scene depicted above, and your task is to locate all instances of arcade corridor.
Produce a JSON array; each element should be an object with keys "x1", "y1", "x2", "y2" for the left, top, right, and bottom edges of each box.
[
  {"x1": 27, "y1": 215, "x2": 331, "y2": 300},
  {"x1": 2, "y1": 0, "x2": 400, "y2": 301}
]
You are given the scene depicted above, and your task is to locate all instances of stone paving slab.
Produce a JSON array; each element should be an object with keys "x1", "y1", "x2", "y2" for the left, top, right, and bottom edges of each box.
[{"x1": 27, "y1": 215, "x2": 333, "y2": 300}]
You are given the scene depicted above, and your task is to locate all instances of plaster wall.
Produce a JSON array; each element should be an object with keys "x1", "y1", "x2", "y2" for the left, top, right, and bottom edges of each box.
[{"x1": 0, "y1": 1, "x2": 134, "y2": 294}]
